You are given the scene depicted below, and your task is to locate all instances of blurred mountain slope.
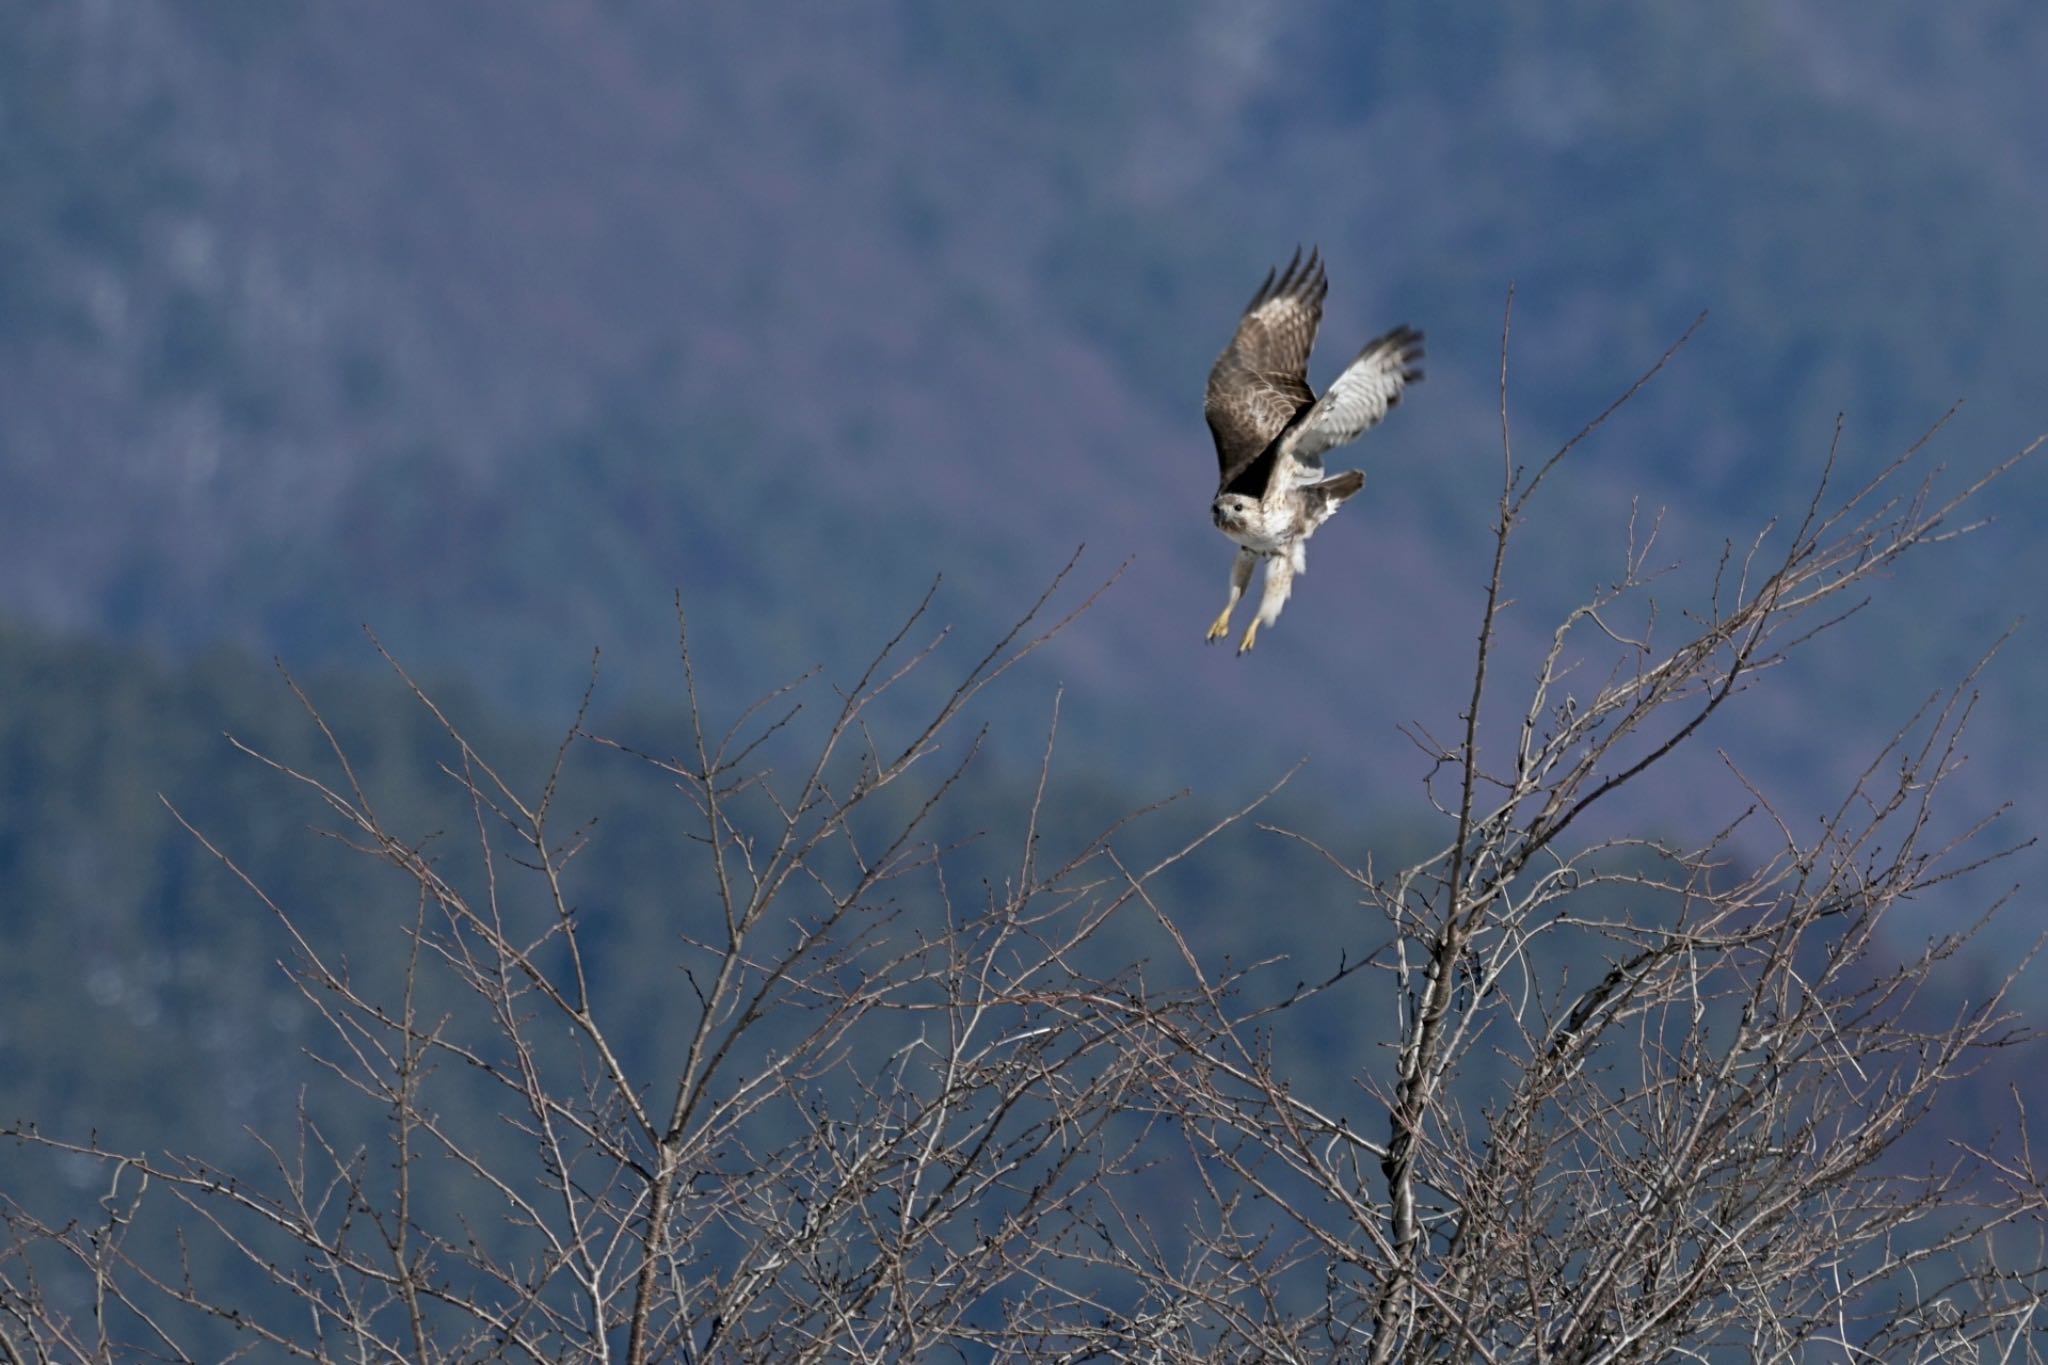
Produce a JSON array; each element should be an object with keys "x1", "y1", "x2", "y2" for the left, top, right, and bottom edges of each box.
[
  {"x1": 4, "y1": 7, "x2": 2044, "y2": 1323},
  {"x1": 0, "y1": 0, "x2": 2040, "y2": 818}
]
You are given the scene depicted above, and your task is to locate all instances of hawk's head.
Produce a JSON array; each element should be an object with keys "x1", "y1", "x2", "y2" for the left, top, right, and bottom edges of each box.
[{"x1": 1212, "y1": 493, "x2": 1261, "y2": 535}]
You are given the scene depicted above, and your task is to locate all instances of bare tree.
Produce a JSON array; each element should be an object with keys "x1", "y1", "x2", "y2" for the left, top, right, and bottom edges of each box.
[
  {"x1": 2, "y1": 554, "x2": 1247, "y2": 1362},
  {"x1": 1110, "y1": 303, "x2": 2048, "y2": 1362},
  {"x1": 5, "y1": 308, "x2": 2044, "y2": 1363}
]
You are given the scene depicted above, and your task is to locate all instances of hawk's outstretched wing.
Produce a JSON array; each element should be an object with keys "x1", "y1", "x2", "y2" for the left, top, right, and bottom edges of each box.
[
  {"x1": 1278, "y1": 325, "x2": 1424, "y2": 469},
  {"x1": 1204, "y1": 248, "x2": 1327, "y2": 490}
]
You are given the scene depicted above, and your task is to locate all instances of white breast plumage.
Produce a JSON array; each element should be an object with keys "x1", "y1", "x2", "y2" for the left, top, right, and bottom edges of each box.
[{"x1": 1220, "y1": 498, "x2": 1296, "y2": 556}]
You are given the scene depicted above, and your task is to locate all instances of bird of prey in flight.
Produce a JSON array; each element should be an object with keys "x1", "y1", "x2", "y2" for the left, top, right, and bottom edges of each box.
[{"x1": 1203, "y1": 248, "x2": 1423, "y2": 654}]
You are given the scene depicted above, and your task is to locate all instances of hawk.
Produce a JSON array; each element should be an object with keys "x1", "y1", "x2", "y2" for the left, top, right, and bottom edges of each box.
[{"x1": 1203, "y1": 248, "x2": 1423, "y2": 654}]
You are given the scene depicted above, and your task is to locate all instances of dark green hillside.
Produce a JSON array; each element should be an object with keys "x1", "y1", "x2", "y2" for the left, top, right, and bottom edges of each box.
[
  {"x1": 0, "y1": 613, "x2": 1418, "y2": 1169},
  {"x1": 4, "y1": 598, "x2": 2028, "y2": 1352}
]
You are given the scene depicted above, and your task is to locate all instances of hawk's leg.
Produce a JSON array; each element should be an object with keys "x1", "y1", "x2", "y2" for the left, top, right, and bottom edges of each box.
[
  {"x1": 1206, "y1": 548, "x2": 1256, "y2": 644},
  {"x1": 1238, "y1": 551, "x2": 1297, "y2": 655}
]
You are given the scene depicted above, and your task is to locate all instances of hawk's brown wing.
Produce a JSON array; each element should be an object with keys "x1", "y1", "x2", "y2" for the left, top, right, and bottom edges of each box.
[{"x1": 1204, "y1": 247, "x2": 1327, "y2": 492}]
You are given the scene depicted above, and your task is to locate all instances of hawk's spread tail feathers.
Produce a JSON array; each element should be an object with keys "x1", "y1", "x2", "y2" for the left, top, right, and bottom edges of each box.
[{"x1": 1303, "y1": 469, "x2": 1364, "y2": 523}]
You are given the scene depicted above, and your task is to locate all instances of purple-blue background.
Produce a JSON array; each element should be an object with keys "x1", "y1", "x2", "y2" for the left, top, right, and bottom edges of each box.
[{"x1": 2, "y1": 0, "x2": 2043, "y2": 1228}]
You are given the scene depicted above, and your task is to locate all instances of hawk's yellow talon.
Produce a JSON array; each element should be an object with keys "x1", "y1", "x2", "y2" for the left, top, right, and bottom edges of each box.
[
  {"x1": 1205, "y1": 608, "x2": 1234, "y2": 643},
  {"x1": 1237, "y1": 619, "x2": 1261, "y2": 655}
]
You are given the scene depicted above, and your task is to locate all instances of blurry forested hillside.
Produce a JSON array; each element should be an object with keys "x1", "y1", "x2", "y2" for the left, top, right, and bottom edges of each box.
[{"x1": 2, "y1": 0, "x2": 2044, "y2": 1249}]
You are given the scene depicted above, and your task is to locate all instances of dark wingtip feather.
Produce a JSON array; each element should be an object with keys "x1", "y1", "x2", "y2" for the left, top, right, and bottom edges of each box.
[
  {"x1": 1251, "y1": 263, "x2": 1279, "y2": 307},
  {"x1": 1248, "y1": 244, "x2": 1328, "y2": 312},
  {"x1": 1363, "y1": 324, "x2": 1426, "y2": 384}
]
